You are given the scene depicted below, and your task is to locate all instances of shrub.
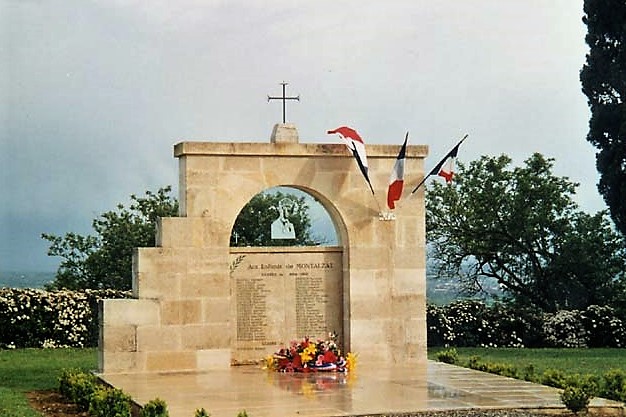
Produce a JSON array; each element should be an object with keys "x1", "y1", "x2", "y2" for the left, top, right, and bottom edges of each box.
[
  {"x1": 141, "y1": 397, "x2": 169, "y2": 417},
  {"x1": 560, "y1": 385, "x2": 592, "y2": 414},
  {"x1": 0, "y1": 288, "x2": 130, "y2": 349},
  {"x1": 237, "y1": 411, "x2": 249, "y2": 417},
  {"x1": 195, "y1": 408, "x2": 211, "y2": 417},
  {"x1": 543, "y1": 310, "x2": 588, "y2": 348},
  {"x1": 89, "y1": 386, "x2": 133, "y2": 417},
  {"x1": 468, "y1": 355, "x2": 481, "y2": 370},
  {"x1": 435, "y1": 348, "x2": 458, "y2": 364},
  {"x1": 58, "y1": 368, "x2": 98, "y2": 411},
  {"x1": 580, "y1": 305, "x2": 626, "y2": 348},
  {"x1": 600, "y1": 369, "x2": 626, "y2": 402},
  {"x1": 427, "y1": 304, "x2": 454, "y2": 347},
  {"x1": 541, "y1": 369, "x2": 569, "y2": 389},
  {"x1": 480, "y1": 303, "x2": 529, "y2": 348},
  {"x1": 445, "y1": 300, "x2": 488, "y2": 347},
  {"x1": 427, "y1": 301, "x2": 546, "y2": 348},
  {"x1": 519, "y1": 364, "x2": 535, "y2": 382}
]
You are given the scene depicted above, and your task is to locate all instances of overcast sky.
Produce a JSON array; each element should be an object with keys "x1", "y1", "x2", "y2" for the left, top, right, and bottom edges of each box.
[{"x1": 1, "y1": 1, "x2": 605, "y2": 273}]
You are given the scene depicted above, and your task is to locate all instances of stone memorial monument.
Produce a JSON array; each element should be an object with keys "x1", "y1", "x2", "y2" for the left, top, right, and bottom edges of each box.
[{"x1": 98, "y1": 123, "x2": 428, "y2": 373}]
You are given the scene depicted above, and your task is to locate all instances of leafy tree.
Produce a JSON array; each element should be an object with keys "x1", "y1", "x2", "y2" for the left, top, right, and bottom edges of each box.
[
  {"x1": 580, "y1": 0, "x2": 626, "y2": 236},
  {"x1": 231, "y1": 190, "x2": 320, "y2": 247},
  {"x1": 42, "y1": 186, "x2": 179, "y2": 290},
  {"x1": 426, "y1": 153, "x2": 626, "y2": 312}
]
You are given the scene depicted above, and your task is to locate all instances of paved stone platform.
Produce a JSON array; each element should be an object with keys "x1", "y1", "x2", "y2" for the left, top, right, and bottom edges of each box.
[{"x1": 99, "y1": 361, "x2": 623, "y2": 417}]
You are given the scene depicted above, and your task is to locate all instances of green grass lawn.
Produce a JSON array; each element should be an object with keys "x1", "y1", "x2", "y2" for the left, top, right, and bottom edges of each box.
[
  {"x1": 428, "y1": 347, "x2": 626, "y2": 377},
  {"x1": 0, "y1": 348, "x2": 96, "y2": 417}
]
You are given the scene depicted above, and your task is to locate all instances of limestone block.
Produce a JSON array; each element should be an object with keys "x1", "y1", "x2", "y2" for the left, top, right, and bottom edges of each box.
[
  {"x1": 350, "y1": 296, "x2": 392, "y2": 320},
  {"x1": 156, "y1": 217, "x2": 196, "y2": 248},
  {"x1": 100, "y1": 325, "x2": 136, "y2": 352},
  {"x1": 100, "y1": 299, "x2": 159, "y2": 326},
  {"x1": 393, "y1": 247, "x2": 425, "y2": 269},
  {"x1": 146, "y1": 351, "x2": 196, "y2": 372},
  {"x1": 100, "y1": 351, "x2": 146, "y2": 374},
  {"x1": 311, "y1": 172, "x2": 350, "y2": 197},
  {"x1": 350, "y1": 319, "x2": 386, "y2": 346},
  {"x1": 200, "y1": 217, "x2": 231, "y2": 247},
  {"x1": 135, "y1": 247, "x2": 187, "y2": 274},
  {"x1": 202, "y1": 297, "x2": 231, "y2": 324},
  {"x1": 181, "y1": 324, "x2": 230, "y2": 350},
  {"x1": 160, "y1": 299, "x2": 202, "y2": 325},
  {"x1": 392, "y1": 269, "x2": 425, "y2": 296},
  {"x1": 136, "y1": 325, "x2": 181, "y2": 351},
  {"x1": 196, "y1": 349, "x2": 231, "y2": 370},
  {"x1": 405, "y1": 317, "x2": 427, "y2": 345},
  {"x1": 134, "y1": 272, "x2": 181, "y2": 300},
  {"x1": 315, "y1": 157, "x2": 351, "y2": 172},
  {"x1": 182, "y1": 273, "x2": 229, "y2": 298},
  {"x1": 184, "y1": 187, "x2": 217, "y2": 218},
  {"x1": 391, "y1": 294, "x2": 424, "y2": 320},
  {"x1": 186, "y1": 250, "x2": 229, "y2": 274},
  {"x1": 270, "y1": 123, "x2": 299, "y2": 143},
  {"x1": 349, "y1": 248, "x2": 392, "y2": 270},
  {"x1": 395, "y1": 219, "x2": 422, "y2": 247},
  {"x1": 223, "y1": 156, "x2": 262, "y2": 172}
]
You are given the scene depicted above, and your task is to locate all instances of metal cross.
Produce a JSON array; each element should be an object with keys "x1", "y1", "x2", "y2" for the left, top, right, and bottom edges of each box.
[
  {"x1": 267, "y1": 82, "x2": 299, "y2": 123},
  {"x1": 233, "y1": 231, "x2": 239, "y2": 244}
]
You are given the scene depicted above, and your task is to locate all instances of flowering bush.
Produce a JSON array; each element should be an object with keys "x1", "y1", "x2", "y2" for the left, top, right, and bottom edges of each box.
[
  {"x1": 580, "y1": 305, "x2": 625, "y2": 348},
  {"x1": 265, "y1": 336, "x2": 355, "y2": 373},
  {"x1": 0, "y1": 288, "x2": 130, "y2": 349},
  {"x1": 427, "y1": 301, "x2": 626, "y2": 348},
  {"x1": 426, "y1": 304, "x2": 455, "y2": 347},
  {"x1": 428, "y1": 300, "x2": 536, "y2": 348},
  {"x1": 543, "y1": 310, "x2": 588, "y2": 348}
]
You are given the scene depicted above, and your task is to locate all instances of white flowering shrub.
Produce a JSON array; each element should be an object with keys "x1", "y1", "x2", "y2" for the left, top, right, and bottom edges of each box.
[
  {"x1": 444, "y1": 300, "x2": 489, "y2": 347},
  {"x1": 426, "y1": 301, "x2": 626, "y2": 348},
  {"x1": 543, "y1": 310, "x2": 589, "y2": 348},
  {"x1": 0, "y1": 288, "x2": 130, "y2": 349},
  {"x1": 580, "y1": 305, "x2": 626, "y2": 348},
  {"x1": 427, "y1": 304, "x2": 455, "y2": 347}
]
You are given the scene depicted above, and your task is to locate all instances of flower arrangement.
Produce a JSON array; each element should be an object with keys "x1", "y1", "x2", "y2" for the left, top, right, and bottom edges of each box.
[{"x1": 265, "y1": 334, "x2": 356, "y2": 373}]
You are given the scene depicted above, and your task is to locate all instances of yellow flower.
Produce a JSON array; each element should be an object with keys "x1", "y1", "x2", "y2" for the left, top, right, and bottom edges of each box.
[
  {"x1": 299, "y1": 342, "x2": 317, "y2": 363},
  {"x1": 263, "y1": 355, "x2": 275, "y2": 370},
  {"x1": 346, "y1": 352, "x2": 357, "y2": 372}
]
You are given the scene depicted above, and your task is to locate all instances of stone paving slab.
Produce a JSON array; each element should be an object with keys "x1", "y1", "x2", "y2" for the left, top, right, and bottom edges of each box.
[{"x1": 99, "y1": 361, "x2": 624, "y2": 417}]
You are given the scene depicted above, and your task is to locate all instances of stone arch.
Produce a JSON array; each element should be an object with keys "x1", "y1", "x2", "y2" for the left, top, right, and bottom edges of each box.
[{"x1": 98, "y1": 125, "x2": 429, "y2": 374}]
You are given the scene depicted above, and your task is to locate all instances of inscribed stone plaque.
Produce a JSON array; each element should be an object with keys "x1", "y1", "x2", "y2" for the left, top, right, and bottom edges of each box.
[{"x1": 229, "y1": 247, "x2": 342, "y2": 364}]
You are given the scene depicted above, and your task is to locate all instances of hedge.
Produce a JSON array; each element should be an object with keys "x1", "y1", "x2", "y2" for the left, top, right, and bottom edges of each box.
[
  {"x1": 427, "y1": 300, "x2": 626, "y2": 348},
  {"x1": 0, "y1": 288, "x2": 130, "y2": 349}
]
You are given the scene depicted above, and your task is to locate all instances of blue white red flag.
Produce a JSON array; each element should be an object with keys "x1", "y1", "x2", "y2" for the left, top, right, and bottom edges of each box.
[{"x1": 387, "y1": 132, "x2": 408, "y2": 209}]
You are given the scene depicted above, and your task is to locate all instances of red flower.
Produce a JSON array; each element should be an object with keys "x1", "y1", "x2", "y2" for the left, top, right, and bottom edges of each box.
[
  {"x1": 322, "y1": 350, "x2": 337, "y2": 364},
  {"x1": 292, "y1": 353, "x2": 302, "y2": 370}
]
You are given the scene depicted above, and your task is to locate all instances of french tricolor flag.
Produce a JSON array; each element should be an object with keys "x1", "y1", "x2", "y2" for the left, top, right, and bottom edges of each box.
[
  {"x1": 387, "y1": 133, "x2": 408, "y2": 209},
  {"x1": 327, "y1": 126, "x2": 375, "y2": 195}
]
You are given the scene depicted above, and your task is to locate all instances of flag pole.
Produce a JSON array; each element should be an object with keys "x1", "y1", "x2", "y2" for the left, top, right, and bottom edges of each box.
[{"x1": 410, "y1": 134, "x2": 468, "y2": 194}]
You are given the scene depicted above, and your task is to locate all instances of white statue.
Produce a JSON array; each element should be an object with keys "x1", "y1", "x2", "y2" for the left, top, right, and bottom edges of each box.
[{"x1": 271, "y1": 198, "x2": 296, "y2": 239}]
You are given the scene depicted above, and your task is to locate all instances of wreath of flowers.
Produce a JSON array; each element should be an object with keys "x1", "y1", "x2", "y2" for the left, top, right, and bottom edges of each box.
[{"x1": 265, "y1": 335, "x2": 356, "y2": 373}]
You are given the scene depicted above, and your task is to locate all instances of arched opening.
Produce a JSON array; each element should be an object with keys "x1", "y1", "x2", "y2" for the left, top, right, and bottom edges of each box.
[
  {"x1": 228, "y1": 186, "x2": 345, "y2": 365},
  {"x1": 229, "y1": 186, "x2": 339, "y2": 248}
]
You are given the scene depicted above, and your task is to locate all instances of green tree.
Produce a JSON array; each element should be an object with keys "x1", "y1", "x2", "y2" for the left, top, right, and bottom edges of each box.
[
  {"x1": 580, "y1": 0, "x2": 626, "y2": 236},
  {"x1": 42, "y1": 186, "x2": 179, "y2": 290},
  {"x1": 426, "y1": 153, "x2": 626, "y2": 312},
  {"x1": 231, "y1": 190, "x2": 320, "y2": 247}
]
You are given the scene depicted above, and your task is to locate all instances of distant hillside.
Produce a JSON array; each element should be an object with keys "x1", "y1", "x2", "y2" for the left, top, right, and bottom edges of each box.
[
  {"x1": 0, "y1": 271, "x2": 55, "y2": 288},
  {"x1": 426, "y1": 274, "x2": 502, "y2": 305}
]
